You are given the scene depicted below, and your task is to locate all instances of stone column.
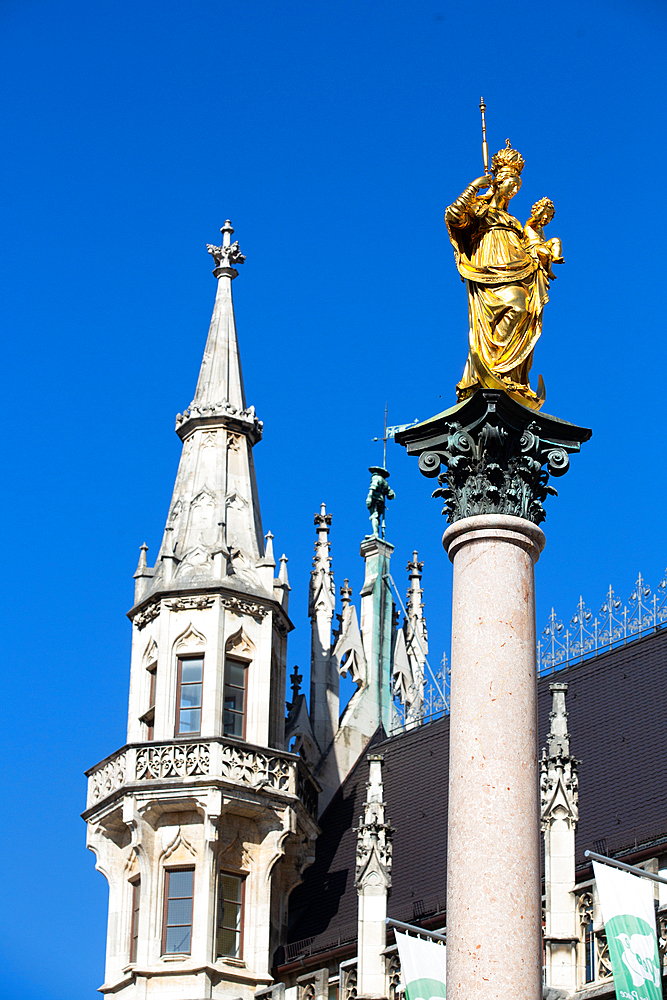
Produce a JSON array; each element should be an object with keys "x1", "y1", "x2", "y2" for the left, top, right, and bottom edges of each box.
[
  {"x1": 395, "y1": 388, "x2": 591, "y2": 1000},
  {"x1": 443, "y1": 514, "x2": 545, "y2": 1000}
]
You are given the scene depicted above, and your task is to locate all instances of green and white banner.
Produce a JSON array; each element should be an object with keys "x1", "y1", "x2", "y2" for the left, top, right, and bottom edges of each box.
[
  {"x1": 593, "y1": 861, "x2": 662, "y2": 1000},
  {"x1": 395, "y1": 930, "x2": 446, "y2": 1000}
]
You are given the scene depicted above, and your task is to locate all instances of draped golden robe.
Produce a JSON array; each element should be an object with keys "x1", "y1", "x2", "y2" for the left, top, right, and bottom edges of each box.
[{"x1": 445, "y1": 192, "x2": 549, "y2": 408}]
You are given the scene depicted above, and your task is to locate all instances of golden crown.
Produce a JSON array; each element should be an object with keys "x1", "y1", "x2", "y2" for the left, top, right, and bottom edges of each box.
[{"x1": 491, "y1": 138, "x2": 525, "y2": 178}]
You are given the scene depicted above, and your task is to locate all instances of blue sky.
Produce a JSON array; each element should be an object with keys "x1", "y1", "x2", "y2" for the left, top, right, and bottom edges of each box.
[{"x1": 1, "y1": 1, "x2": 666, "y2": 996}]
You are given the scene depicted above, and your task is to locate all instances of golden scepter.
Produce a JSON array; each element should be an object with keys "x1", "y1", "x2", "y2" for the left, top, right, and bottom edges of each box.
[{"x1": 479, "y1": 96, "x2": 489, "y2": 175}]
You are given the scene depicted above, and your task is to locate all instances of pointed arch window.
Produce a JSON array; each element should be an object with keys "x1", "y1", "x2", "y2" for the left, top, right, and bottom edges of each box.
[
  {"x1": 162, "y1": 868, "x2": 194, "y2": 955},
  {"x1": 223, "y1": 629, "x2": 254, "y2": 740},
  {"x1": 216, "y1": 871, "x2": 245, "y2": 959},
  {"x1": 140, "y1": 664, "x2": 157, "y2": 740},
  {"x1": 129, "y1": 877, "x2": 140, "y2": 963},
  {"x1": 176, "y1": 656, "x2": 203, "y2": 735},
  {"x1": 223, "y1": 658, "x2": 247, "y2": 738}
]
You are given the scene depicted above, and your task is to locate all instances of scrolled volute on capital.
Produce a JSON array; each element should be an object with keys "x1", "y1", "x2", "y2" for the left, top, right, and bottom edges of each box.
[{"x1": 395, "y1": 390, "x2": 591, "y2": 526}]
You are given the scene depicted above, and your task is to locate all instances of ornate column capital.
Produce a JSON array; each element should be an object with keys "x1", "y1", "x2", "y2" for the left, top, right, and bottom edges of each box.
[{"x1": 395, "y1": 390, "x2": 591, "y2": 525}]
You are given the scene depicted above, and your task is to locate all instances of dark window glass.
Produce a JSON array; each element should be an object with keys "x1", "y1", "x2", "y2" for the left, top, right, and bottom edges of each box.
[
  {"x1": 162, "y1": 869, "x2": 194, "y2": 955},
  {"x1": 177, "y1": 657, "x2": 203, "y2": 735},
  {"x1": 129, "y1": 878, "x2": 140, "y2": 963},
  {"x1": 216, "y1": 873, "x2": 243, "y2": 959},
  {"x1": 147, "y1": 667, "x2": 157, "y2": 741},
  {"x1": 224, "y1": 659, "x2": 246, "y2": 738}
]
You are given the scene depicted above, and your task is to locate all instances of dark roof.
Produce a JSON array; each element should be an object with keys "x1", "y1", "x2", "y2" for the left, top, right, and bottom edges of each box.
[
  {"x1": 287, "y1": 627, "x2": 667, "y2": 955},
  {"x1": 564, "y1": 628, "x2": 667, "y2": 863}
]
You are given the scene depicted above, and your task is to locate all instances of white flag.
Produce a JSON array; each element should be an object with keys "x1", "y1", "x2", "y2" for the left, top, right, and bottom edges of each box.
[
  {"x1": 593, "y1": 861, "x2": 662, "y2": 1000},
  {"x1": 395, "y1": 931, "x2": 446, "y2": 1000}
]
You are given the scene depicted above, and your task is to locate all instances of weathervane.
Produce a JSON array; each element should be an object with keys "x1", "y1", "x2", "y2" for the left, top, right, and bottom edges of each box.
[{"x1": 372, "y1": 403, "x2": 389, "y2": 467}]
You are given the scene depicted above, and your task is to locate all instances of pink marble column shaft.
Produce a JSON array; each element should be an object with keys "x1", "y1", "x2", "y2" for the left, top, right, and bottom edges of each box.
[{"x1": 443, "y1": 514, "x2": 545, "y2": 1000}]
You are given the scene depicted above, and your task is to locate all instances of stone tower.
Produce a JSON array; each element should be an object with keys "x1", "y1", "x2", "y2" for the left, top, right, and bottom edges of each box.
[{"x1": 83, "y1": 222, "x2": 319, "y2": 1000}]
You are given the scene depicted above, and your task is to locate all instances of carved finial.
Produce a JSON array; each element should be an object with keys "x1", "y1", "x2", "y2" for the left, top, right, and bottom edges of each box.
[
  {"x1": 134, "y1": 542, "x2": 149, "y2": 576},
  {"x1": 290, "y1": 664, "x2": 303, "y2": 701},
  {"x1": 340, "y1": 578, "x2": 352, "y2": 610},
  {"x1": 279, "y1": 553, "x2": 290, "y2": 588},
  {"x1": 547, "y1": 682, "x2": 570, "y2": 756},
  {"x1": 309, "y1": 504, "x2": 335, "y2": 616},
  {"x1": 540, "y1": 682, "x2": 579, "y2": 827},
  {"x1": 355, "y1": 753, "x2": 393, "y2": 889},
  {"x1": 207, "y1": 219, "x2": 246, "y2": 270},
  {"x1": 221, "y1": 219, "x2": 234, "y2": 247},
  {"x1": 314, "y1": 503, "x2": 332, "y2": 530},
  {"x1": 407, "y1": 550, "x2": 424, "y2": 577},
  {"x1": 264, "y1": 530, "x2": 275, "y2": 564}
]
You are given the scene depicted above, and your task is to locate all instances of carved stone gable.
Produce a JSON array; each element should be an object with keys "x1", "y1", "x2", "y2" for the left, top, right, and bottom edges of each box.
[
  {"x1": 174, "y1": 622, "x2": 207, "y2": 653},
  {"x1": 218, "y1": 833, "x2": 252, "y2": 872},
  {"x1": 225, "y1": 626, "x2": 256, "y2": 661}
]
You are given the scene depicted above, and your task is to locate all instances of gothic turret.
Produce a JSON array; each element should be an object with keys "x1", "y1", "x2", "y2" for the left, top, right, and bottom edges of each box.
[
  {"x1": 541, "y1": 682, "x2": 579, "y2": 993},
  {"x1": 355, "y1": 754, "x2": 393, "y2": 997},
  {"x1": 404, "y1": 552, "x2": 427, "y2": 723},
  {"x1": 392, "y1": 552, "x2": 428, "y2": 728},
  {"x1": 84, "y1": 224, "x2": 319, "y2": 1000},
  {"x1": 309, "y1": 505, "x2": 338, "y2": 753}
]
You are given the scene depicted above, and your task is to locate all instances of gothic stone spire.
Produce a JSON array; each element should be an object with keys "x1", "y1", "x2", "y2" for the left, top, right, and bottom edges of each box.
[
  {"x1": 135, "y1": 222, "x2": 272, "y2": 602},
  {"x1": 309, "y1": 504, "x2": 338, "y2": 753},
  {"x1": 402, "y1": 551, "x2": 428, "y2": 725},
  {"x1": 356, "y1": 754, "x2": 393, "y2": 997},
  {"x1": 541, "y1": 682, "x2": 578, "y2": 824},
  {"x1": 355, "y1": 754, "x2": 393, "y2": 889},
  {"x1": 541, "y1": 682, "x2": 579, "y2": 993}
]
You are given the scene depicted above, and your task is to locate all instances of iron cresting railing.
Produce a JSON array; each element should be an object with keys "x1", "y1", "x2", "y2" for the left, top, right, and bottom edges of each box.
[
  {"x1": 538, "y1": 570, "x2": 667, "y2": 674},
  {"x1": 391, "y1": 568, "x2": 667, "y2": 733}
]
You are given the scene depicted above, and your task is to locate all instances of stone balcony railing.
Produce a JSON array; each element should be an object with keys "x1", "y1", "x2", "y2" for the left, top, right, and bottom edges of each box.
[{"x1": 85, "y1": 737, "x2": 319, "y2": 817}]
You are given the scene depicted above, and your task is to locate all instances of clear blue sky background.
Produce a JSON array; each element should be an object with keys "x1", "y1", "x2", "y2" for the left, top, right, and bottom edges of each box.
[{"x1": 1, "y1": 1, "x2": 666, "y2": 996}]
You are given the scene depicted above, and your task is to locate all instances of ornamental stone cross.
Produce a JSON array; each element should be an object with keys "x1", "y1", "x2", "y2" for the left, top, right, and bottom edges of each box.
[{"x1": 207, "y1": 219, "x2": 246, "y2": 269}]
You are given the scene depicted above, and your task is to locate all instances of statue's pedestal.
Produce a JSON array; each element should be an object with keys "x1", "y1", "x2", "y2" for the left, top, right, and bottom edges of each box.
[
  {"x1": 396, "y1": 390, "x2": 591, "y2": 1000},
  {"x1": 444, "y1": 514, "x2": 544, "y2": 1000}
]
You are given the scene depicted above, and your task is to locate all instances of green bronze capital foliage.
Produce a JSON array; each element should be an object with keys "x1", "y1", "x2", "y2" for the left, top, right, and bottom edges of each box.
[{"x1": 395, "y1": 391, "x2": 591, "y2": 526}]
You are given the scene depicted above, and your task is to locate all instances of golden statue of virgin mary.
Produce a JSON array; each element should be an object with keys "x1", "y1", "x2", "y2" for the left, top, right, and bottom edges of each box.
[{"x1": 445, "y1": 140, "x2": 563, "y2": 411}]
